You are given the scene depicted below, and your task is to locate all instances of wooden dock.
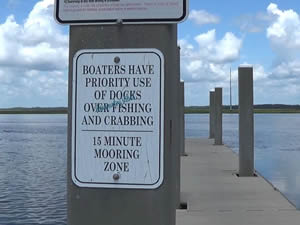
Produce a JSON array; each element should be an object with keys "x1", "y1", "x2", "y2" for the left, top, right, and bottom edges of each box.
[{"x1": 177, "y1": 138, "x2": 300, "y2": 225}]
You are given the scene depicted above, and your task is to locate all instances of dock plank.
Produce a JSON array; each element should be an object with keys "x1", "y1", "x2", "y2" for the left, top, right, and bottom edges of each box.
[{"x1": 177, "y1": 138, "x2": 300, "y2": 225}]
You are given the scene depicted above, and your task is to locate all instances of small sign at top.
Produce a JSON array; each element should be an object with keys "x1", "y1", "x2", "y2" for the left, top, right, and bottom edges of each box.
[{"x1": 54, "y1": 0, "x2": 188, "y2": 25}]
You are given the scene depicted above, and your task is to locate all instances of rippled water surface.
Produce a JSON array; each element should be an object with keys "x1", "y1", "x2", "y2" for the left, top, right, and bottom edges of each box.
[
  {"x1": 1, "y1": 114, "x2": 300, "y2": 225},
  {"x1": 0, "y1": 115, "x2": 67, "y2": 225},
  {"x1": 186, "y1": 113, "x2": 300, "y2": 209}
]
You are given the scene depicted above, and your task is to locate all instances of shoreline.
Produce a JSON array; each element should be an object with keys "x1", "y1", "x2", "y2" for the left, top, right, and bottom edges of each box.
[
  {"x1": 185, "y1": 109, "x2": 300, "y2": 114},
  {"x1": 1, "y1": 106, "x2": 300, "y2": 114},
  {"x1": 1, "y1": 111, "x2": 300, "y2": 114}
]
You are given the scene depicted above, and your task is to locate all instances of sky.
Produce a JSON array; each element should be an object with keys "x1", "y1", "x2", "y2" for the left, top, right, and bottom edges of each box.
[{"x1": 1, "y1": 0, "x2": 300, "y2": 107}]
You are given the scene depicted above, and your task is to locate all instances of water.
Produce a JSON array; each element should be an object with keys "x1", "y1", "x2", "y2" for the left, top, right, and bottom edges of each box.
[
  {"x1": 1, "y1": 114, "x2": 300, "y2": 224},
  {"x1": 186, "y1": 113, "x2": 300, "y2": 209},
  {"x1": 0, "y1": 115, "x2": 67, "y2": 225}
]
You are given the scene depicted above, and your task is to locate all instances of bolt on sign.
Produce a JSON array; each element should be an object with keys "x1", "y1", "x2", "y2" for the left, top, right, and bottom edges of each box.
[
  {"x1": 72, "y1": 49, "x2": 164, "y2": 189},
  {"x1": 54, "y1": 0, "x2": 188, "y2": 24}
]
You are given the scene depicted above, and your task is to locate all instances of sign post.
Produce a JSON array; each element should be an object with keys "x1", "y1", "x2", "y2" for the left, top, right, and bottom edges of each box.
[
  {"x1": 67, "y1": 24, "x2": 178, "y2": 225},
  {"x1": 57, "y1": 1, "x2": 188, "y2": 225}
]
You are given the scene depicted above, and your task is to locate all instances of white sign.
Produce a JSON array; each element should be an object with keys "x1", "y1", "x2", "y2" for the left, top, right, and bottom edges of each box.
[
  {"x1": 55, "y1": 0, "x2": 188, "y2": 24},
  {"x1": 72, "y1": 49, "x2": 164, "y2": 189}
]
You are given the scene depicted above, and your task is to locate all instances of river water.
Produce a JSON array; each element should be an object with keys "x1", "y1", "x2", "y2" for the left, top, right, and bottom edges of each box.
[
  {"x1": 0, "y1": 115, "x2": 67, "y2": 225},
  {"x1": 0, "y1": 114, "x2": 300, "y2": 224}
]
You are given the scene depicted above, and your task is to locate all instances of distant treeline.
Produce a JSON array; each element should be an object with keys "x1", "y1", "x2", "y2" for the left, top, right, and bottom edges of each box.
[
  {"x1": 0, "y1": 104, "x2": 300, "y2": 114},
  {"x1": 185, "y1": 104, "x2": 300, "y2": 114},
  {"x1": 0, "y1": 107, "x2": 68, "y2": 114}
]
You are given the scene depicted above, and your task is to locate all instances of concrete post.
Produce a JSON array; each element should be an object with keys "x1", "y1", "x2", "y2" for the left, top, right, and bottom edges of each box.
[
  {"x1": 238, "y1": 67, "x2": 254, "y2": 177},
  {"x1": 209, "y1": 91, "x2": 215, "y2": 139},
  {"x1": 68, "y1": 25, "x2": 177, "y2": 225},
  {"x1": 179, "y1": 81, "x2": 185, "y2": 156},
  {"x1": 214, "y1": 88, "x2": 223, "y2": 145},
  {"x1": 173, "y1": 46, "x2": 181, "y2": 209}
]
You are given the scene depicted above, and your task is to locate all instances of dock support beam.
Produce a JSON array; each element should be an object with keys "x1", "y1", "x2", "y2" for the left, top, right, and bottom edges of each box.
[
  {"x1": 209, "y1": 91, "x2": 215, "y2": 139},
  {"x1": 238, "y1": 67, "x2": 254, "y2": 177},
  {"x1": 179, "y1": 81, "x2": 185, "y2": 156},
  {"x1": 68, "y1": 24, "x2": 177, "y2": 225},
  {"x1": 214, "y1": 88, "x2": 223, "y2": 145},
  {"x1": 174, "y1": 46, "x2": 181, "y2": 209}
]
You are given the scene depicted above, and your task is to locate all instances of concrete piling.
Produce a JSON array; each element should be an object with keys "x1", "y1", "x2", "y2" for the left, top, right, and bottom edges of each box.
[
  {"x1": 173, "y1": 46, "x2": 181, "y2": 209},
  {"x1": 179, "y1": 81, "x2": 185, "y2": 156},
  {"x1": 68, "y1": 25, "x2": 177, "y2": 225},
  {"x1": 209, "y1": 91, "x2": 215, "y2": 139},
  {"x1": 214, "y1": 88, "x2": 223, "y2": 145},
  {"x1": 238, "y1": 67, "x2": 254, "y2": 177}
]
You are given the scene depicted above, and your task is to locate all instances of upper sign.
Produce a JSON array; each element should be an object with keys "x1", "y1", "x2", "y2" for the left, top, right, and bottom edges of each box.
[
  {"x1": 72, "y1": 49, "x2": 164, "y2": 189},
  {"x1": 55, "y1": 0, "x2": 188, "y2": 24}
]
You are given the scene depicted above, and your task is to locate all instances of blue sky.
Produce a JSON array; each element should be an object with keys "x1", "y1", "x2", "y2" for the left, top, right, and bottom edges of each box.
[{"x1": 1, "y1": 0, "x2": 300, "y2": 107}]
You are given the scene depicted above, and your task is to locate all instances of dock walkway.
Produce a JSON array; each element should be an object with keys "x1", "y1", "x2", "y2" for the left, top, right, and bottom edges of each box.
[{"x1": 177, "y1": 138, "x2": 300, "y2": 225}]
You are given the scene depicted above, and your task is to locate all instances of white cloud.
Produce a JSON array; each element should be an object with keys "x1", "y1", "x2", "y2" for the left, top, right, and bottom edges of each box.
[
  {"x1": 0, "y1": 0, "x2": 68, "y2": 70},
  {"x1": 180, "y1": 29, "x2": 242, "y2": 73},
  {"x1": 271, "y1": 60, "x2": 300, "y2": 80},
  {"x1": 181, "y1": 3, "x2": 300, "y2": 106},
  {"x1": 267, "y1": 3, "x2": 300, "y2": 55},
  {"x1": 179, "y1": 30, "x2": 242, "y2": 105},
  {"x1": 179, "y1": 29, "x2": 273, "y2": 105},
  {"x1": 265, "y1": 3, "x2": 300, "y2": 85},
  {"x1": 253, "y1": 64, "x2": 269, "y2": 81},
  {"x1": 0, "y1": 0, "x2": 68, "y2": 107},
  {"x1": 189, "y1": 10, "x2": 220, "y2": 26},
  {"x1": 194, "y1": 30, "x2": 242, "y2": 64},
  {"x1": 233, "y1": 3, "x2": 300, "y2": 104}
]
